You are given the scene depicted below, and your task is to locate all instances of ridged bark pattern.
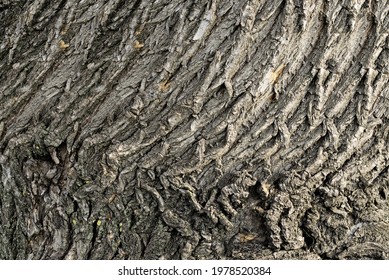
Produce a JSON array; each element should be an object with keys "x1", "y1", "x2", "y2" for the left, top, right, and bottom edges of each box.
[{"x1": 0, "y1": 0, "x2": 388, "y2": 259}]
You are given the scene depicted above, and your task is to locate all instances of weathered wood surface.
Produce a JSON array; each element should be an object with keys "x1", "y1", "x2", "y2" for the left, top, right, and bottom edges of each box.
[{"x1": 0, "y1": 0, "x2": 388, "y2": 259}]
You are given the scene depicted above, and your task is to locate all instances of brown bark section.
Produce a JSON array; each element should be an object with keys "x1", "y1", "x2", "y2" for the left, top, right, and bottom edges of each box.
[{"x1": 0, "y1": 0, "x2": 388, "y2": 259}]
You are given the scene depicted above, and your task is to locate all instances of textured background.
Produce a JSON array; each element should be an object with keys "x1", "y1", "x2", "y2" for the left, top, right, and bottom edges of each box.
[{"x1": 0, "y1": 0, "x2": 388, "y2": 259}]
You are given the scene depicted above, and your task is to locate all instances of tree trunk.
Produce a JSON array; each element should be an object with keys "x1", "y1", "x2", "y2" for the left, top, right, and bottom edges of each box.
[{"x1": 0, "y1": 0, "x2": 388, "y2": 260}]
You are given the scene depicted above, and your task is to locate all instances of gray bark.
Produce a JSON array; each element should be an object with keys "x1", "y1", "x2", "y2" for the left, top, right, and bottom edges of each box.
[{"x1": 0, "y1": 0, "x2": 388, "y2": 260}]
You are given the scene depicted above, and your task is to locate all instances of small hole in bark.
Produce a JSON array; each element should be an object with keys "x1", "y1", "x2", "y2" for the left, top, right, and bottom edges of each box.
[
  {"x1": 314, "y1": 187, "x2": 322, "y2": 198},
  {"x1": 249, "y1": 181, "x2": 262, "y2": 200},
  {"x1": 379, "y1": 188, "x2": 386, "y2": 200}
]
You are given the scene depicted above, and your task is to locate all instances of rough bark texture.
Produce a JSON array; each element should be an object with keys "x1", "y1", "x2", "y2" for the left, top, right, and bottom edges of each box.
[{"x1": 0, "y1": 0, "x2": 388, "y2": 260}]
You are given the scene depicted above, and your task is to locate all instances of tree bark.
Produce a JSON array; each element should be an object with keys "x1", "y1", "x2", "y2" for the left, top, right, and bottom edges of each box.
[{"x1": 0, "y1": 0, "x2": 388, "y2": 260}]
